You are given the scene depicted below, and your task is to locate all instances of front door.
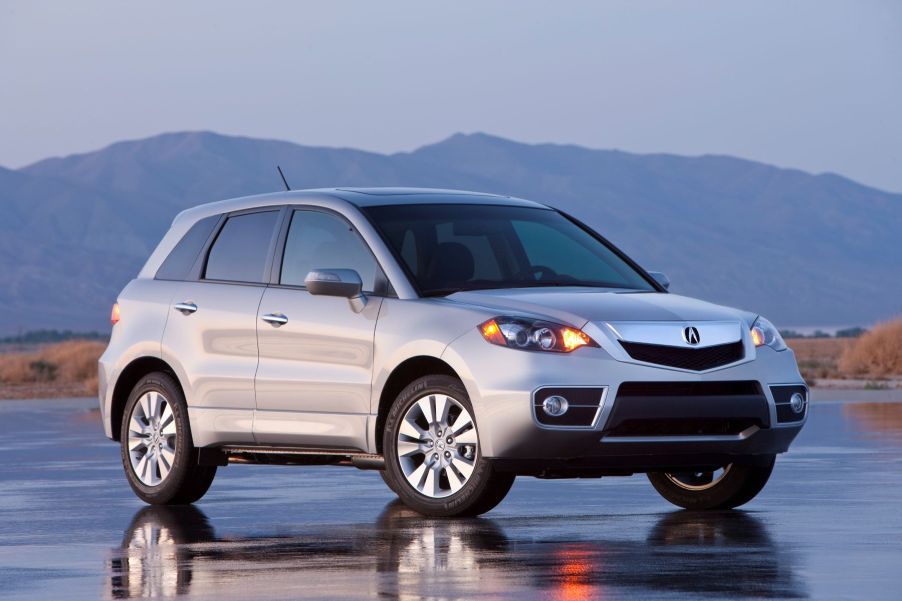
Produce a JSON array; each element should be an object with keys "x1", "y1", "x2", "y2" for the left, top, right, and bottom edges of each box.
[{"x1": 254, "y1": 209, "x2": 383, "y2": 450}]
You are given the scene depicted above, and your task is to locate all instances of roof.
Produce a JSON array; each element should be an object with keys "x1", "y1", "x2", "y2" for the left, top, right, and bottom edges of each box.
[
  {"x1": 330, "y1": 187, "x2": 544, "y2": 208},
  {"x1": 172, "y1": 187, "x2": 547, "y2": 225}
]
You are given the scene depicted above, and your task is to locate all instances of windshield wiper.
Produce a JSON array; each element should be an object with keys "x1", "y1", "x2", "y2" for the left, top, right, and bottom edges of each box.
[
  {"x1": 420, "y1": 288, "x2": 463, "y2": 297},
  {"x1": 419, "y1": 280, "x2": 640, "y2": 297},
  {"x1": 507, "y1": 281, "x2": 618, "y2": 289},
  {"x1": 420, "y1": 282, "x2": 518, "y2": 297}
]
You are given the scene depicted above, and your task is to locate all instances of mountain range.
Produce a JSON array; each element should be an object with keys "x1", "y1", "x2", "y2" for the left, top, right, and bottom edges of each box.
[{"x1": 1, "y1": 131, "x2": 899, "y2": 335}]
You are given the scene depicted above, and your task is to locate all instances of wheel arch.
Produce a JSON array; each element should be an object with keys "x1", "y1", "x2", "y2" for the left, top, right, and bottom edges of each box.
[
  {"x1": 110, "y1": 356, "x2": 183, "y2": 441},
  {"x1": 374, "y1": 356, "x2": 461, "y2": 454}
]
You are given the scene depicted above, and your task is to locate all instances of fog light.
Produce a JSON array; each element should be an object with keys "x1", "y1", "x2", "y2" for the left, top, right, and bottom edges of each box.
[
  {"x1": 542, "y1": 395, "x2": 569, "y2": 417},
  {"x1": 789, "y1": 392, "x2": 806, "y2": 414}
]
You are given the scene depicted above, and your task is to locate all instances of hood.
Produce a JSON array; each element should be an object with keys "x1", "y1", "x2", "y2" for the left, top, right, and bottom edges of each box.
[{"x1": 443, "y1": 288, "x2": 756, "y2": 327}]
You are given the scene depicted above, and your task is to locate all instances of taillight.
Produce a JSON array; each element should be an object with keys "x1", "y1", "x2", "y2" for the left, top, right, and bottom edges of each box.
[{"x1": 111, "y1": 302, "x2": 120, "y2": 326}]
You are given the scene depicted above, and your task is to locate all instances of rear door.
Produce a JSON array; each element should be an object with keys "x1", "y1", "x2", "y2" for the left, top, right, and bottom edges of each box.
[
  {"x1": 254, "y1": 208, "x2": 384, "y2": 450},
  {"x1": 162, "y1": 208, "x2": 282, "y2": 447}
]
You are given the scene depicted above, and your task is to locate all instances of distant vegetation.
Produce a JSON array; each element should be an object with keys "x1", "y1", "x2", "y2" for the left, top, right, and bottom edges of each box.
[
  {"x1": 1, "y1": 329, "x2": 107, "y2": 344},
  {"x1": 787, "y1": 338, "x2": 854, "y2": 381},
  {"x1": 0, "y1": 340, "x2": 105, "y2": 399},
  {"x1": 786, "y1": 319, "x2": 901, "y2": 382},
  {"x1": 780, "y1": 327, "x2": 867, "y2": 339},
  {"x1": 838, "y1": 319, "x2": 902, "y2": 378}
]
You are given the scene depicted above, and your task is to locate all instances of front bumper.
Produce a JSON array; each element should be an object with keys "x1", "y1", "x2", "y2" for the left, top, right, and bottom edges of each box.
[
  {"x1": 488, "y1": 424, "x2": 802, "y2": 475},
  {"x1": 442, "y1": 329, "x2": 807, "y2": 475}
]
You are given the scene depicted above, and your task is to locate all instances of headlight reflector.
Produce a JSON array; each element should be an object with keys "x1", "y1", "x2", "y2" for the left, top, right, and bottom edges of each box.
[
  {"x1": 750, "y1": 316, "x2": 787, "y2": 351},
  {"x1": 479, "y1": 317, "x2": 597, "y2": 353}
]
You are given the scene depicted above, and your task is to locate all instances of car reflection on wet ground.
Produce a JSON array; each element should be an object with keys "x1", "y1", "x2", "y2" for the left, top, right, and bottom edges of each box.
[
  {"x1": 110, "y1": 502, "x2": 803, "y2": 600},
  {"x1": 1, "y1": 395, "x2": 901, "y2": 600}
]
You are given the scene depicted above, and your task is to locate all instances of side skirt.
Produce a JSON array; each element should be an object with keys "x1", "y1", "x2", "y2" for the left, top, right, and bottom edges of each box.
[{"x1": 199, "y1": 445, "x2": 385, "y2": 470}]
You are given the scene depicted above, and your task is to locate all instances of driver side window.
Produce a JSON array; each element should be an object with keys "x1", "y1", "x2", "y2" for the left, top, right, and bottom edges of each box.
[{"x1": 280, "y1": 210, "x2": 379, "y2": 292}]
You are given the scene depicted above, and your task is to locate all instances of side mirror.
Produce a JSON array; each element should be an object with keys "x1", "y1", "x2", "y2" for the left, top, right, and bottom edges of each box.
[
  {"x1": 648, "y1": 271, "x2": 670, "y2": 290},
  {"x1": 305, "y1": 269, "x2": 367, "y2": 311}
]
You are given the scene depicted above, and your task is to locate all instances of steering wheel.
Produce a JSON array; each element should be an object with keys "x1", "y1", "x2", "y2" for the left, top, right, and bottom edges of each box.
[{"x1": 529, "y1": 265, "x2": 559, "y2": 281}]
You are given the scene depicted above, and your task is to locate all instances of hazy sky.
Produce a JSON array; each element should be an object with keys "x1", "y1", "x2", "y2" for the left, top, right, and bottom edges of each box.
[{"x1": 2, "y1": 1, "x2": 900, "y2": 191}]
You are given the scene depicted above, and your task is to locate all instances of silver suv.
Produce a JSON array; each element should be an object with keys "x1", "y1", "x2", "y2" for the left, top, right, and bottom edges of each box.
[{"x1": 99, "y1": 188, "x2": 807, "y2": 517}]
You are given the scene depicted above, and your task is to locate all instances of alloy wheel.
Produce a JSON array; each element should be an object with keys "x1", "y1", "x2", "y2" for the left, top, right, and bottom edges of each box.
[
  {"x1": 396, "y1": 394, "x2": 479, "y2": 498},
  {"x1": 127, "y1": 392, "x2": 178, "y2": 486},
  {"x1": 665, "y1": 465, "x2": 733, "y2": 491}
]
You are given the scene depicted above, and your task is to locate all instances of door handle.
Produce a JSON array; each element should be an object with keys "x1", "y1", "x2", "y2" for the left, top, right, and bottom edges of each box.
[
  {"x1": 261, "y1": 313, "x2": 288, "y2": 326},
  {"x1": 174, "y1": 302, "x2": 198, "y2": 315}
]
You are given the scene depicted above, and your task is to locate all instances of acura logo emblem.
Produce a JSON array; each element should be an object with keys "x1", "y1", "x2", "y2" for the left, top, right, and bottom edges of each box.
[{"x1": 682, "y1": 326, "x2": 701, "y2": 345}]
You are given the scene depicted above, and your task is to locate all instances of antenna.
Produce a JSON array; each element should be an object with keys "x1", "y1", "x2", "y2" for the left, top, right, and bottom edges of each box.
[{"x1": 276, "y1": 165, "x2": 291, "y2": 191}]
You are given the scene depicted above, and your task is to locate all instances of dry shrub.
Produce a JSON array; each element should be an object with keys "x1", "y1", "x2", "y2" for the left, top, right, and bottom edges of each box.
[
  {"x1": 0, "y1": 340, "x2": 105, "y2": 387},
  {"x1": 839, "y1": 318, "x2": 902, "y2": 377},
  {"x1": 785, "y1": 337, "x2": 852, "y2": 380},
  {"x1": 0, "y1": 352, "x2": 40, "y2": 384},
  {"x1": 41, "y1": 340, "x2": 106, "y2": 382},
  {"x1": 81, "y1": 373, "x2": 100, "y2": 396}
]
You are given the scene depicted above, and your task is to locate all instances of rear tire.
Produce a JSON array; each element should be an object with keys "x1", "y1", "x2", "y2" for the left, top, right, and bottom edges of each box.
[
  {"x1": 119, "y1": 372, "x2": 216, "y2": 505},
  {"x1": 383, "y1": 375, "x2": 515, "y2": 517},
  {"x1": 647, "y1": 456, "x2": 776, "y2": 510}
]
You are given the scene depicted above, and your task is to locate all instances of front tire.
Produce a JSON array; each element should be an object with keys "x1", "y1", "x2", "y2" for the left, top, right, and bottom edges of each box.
[
  {"x1": 119, "y1": 372, "x2": 216, "y2": 505},
  {"x1": 647, "y1": 456, "x2": 776, "y2": 510},
  {"x1": 379, "y1": 469, "x2": 400, "y2": 497},
  {"x1": 383, "y1": 375, "x2": 515, "y2": 517}
]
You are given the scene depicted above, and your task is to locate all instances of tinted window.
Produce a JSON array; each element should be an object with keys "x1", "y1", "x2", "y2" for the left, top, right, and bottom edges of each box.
[
  {"x1": 365, "y1": 204, "x2": 655, "y2": 295},
  {"x1": 512, "y1": 220, "x2": 635, "y2": 284},
  {"x1": 436, "y1": 222, "x2": 503, "y2": 280},
  {"x1": 156, "y1": 215, "x2": 219, "y2": 281},
  {"x1": 280, "y1": 210, "x2": 378, "y2": 291},
  {"x1": 204, "y1": 211, "x2": 279, "y2": 283}
]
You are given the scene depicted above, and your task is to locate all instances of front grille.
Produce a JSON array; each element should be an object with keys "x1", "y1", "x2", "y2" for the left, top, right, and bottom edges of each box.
[
  {"x1": 619, "y1": 340, "x2": 744, "y2": 371},
  {"x1": 607, "y1": 418, "x2": 759, "y2": 437}
]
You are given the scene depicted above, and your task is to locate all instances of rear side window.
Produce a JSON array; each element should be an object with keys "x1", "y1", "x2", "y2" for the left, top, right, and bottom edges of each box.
[
  {"x1": 155, "y1": 215, "x2": 219, "y2": 281},
  {"x1": 204, "y1": 211, "x2": 279, "y2": 283}
]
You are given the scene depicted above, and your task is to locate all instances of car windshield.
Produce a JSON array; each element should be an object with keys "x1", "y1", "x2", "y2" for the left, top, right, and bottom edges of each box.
[{"x1": 364, "y1": 204, "x2": 656, "y2": 296}]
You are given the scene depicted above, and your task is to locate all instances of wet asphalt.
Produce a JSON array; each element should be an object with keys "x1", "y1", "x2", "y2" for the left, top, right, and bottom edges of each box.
[{"x1": 1, "y1": 394, "x2": 901, "y2": 600}]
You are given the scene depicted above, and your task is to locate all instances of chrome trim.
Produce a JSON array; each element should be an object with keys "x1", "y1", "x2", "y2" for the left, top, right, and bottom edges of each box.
[
  {"x1": 768, "y1": 382, "x2": 810, "y2": 428},
  {"x1": 585, "y1": 320, "x2": 755, "y2": 374},
  {"x1": 223, "y1": 446, "x2": 373, "y2": 456},
  {"x1": 600, "y1": 425, "x2": 760, "y2": 444},
  {"x1": 665, "y1": 465, "x2": 733, "y2": 491},
  {"x1": 604, "y1": 320, "x2": 743, "y2": 349},
  {"x1": 530, "y1": 386, "x2": 609, "y2": 430},
  {"x1": 173, "y1": 302, "x2": 197, "y2": 315},
  {"x1": 261, "y1": 313, "x2": 289, "y2": 326}
]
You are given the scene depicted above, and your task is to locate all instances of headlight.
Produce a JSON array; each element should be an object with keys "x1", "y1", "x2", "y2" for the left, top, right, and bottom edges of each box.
[
  {"x1": 750, "y1": 316, "x2": 787, "y2": 351},
  {"x1": 479, "y1": 317, "x2": 598, "y2": 353}
]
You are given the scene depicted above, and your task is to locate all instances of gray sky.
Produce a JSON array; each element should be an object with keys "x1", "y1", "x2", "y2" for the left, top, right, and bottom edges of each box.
[{"x1": 2, "y1": 1, "x2": 901, "y2": 191}]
